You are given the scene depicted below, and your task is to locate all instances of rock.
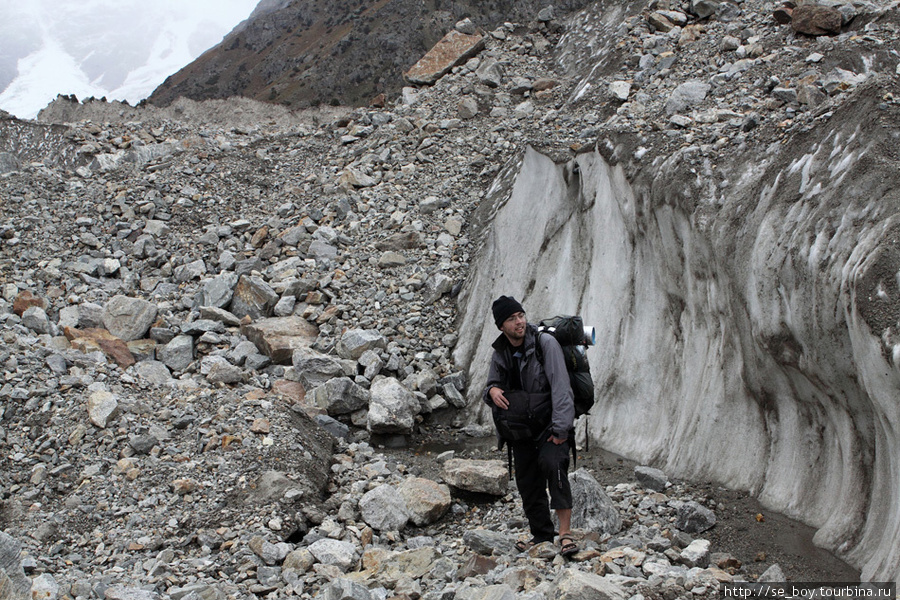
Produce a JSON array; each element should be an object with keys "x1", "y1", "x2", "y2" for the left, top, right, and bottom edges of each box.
[
  {"x1": 337, "y1": 329, "x2": 387, "y2": 360},
  {"x1": 791, "y1": 4, "x2": 842, "y2": 36},
  {"x1": 230, "y1": 275, "x2": 278, "y2": 320},
  {"x1": 22, "y1": 306, "x2": 51, "y2": 334},
  {"x1": 30, "y1": 573, "x2": 59, "y2": 600},
  {"x1": 441, "y1": 459, "x2": 508, "y2": 495},
  {"x1": 398, "y1": 477, "x2": 452, "y2": 526},
  {"x1": 64, "y1": 327, "x2": 135, "y2": 368},
  {"x1": 680, "y1": 539, "x2": 710, "y2": 568},
  {"x1": 310, "y1": 377, "x2": 371, "y2": 415},
  {"x1": 103, "y1": 587, "x2": 161, "y2": 600},
  {"x1": 318, "y1": 579, "x2": 373, "y2": 600},
  {"x1": 405, "y1": 30, "x2": 486, "y2": 85},
  {"x1": 102, "y1": 295, "x2": 158, "y2": 341},
  {"x1": 0, "y1": 531, "x2": 31, "y2": 600},
  {"x1": 455, "y1": 18, "x2": 477, "y2": 35},
  {"x1": 462, "y1": 529, "x2": 516, "y2": 556},
  {"x1": 12, "y1": 290, "x2": 45, "y2": 316},
  {"x1": 758, "y1": 563, "x2": 786, "y2": 582},
  {"x1": 197, "y1": 272, "x2": 239, "y2": 308},
  {"x1": 676, "y1": 501, "x2": 717, "y2": 533},
  {"x1": 242, "y1": 316, "x2": 319, "y2": 364},
  {"x1": 569, "y1": 468, "x2": 622, "y2": 534},
  {"x1": 359, "y1": 484, "x2": 410, "y2": 531},
  {"x1": 666, "y1": 81, "x2": 711, "y2": 115},
  {"x1": 458, "y1": 97, "x2": 479, "y2": 120},
  {"x1": 158, "y1": 335, "x2": 194, "y2": 371},
  {"x1": 377, "y1": 251, "x2": 406, "y2": 268},
  {"x1": 249, "y1": 537, "x2": 292, "y2": 566},
  {"x1": 307, "y1": 539, "x2": 358, "y2": 572},
  {"x1": 291, "y1": 347, "x2": 347, "y2": 389},
  {"x1": 609, "y1": 81, "x2": 631, "y2": 101},
  {"x1": 174, "y1": 259, "x2": 206, "y2": 282},
  {"x1": 367, "y1": 377, "x2": 419, "y2": 434},
  {"x1": 634, "y1": 466, "x2": 668, "y2": 492},
  {"x1": 476, "y1": 58, "x2": 503, "y2": 88},
  {"x1": 204, "y1": 357, "x2": 243, "y2": 384},
  {"x1": 132, "y1": 361, "x2": 174, "y2": 386},
  {"x1": 87, "y1": 390, "x2": 120, "y2": 428},
  {"x1": 552, "y1": 568, "x2": 627, "y2": 600}
]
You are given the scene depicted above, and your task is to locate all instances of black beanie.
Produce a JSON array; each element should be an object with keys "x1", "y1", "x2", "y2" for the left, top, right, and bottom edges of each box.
[{"x1": 492, "y1": 295, "x2": 525, "y2": 328}]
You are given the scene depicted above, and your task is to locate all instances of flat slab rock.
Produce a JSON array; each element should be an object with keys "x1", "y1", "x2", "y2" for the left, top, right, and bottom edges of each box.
[
  {"x1": 241, "y1": 316, "x2": 319, "y2": 364},
  {"x1": 404, "y1": 30, "x2": 486, "y2": 85}
]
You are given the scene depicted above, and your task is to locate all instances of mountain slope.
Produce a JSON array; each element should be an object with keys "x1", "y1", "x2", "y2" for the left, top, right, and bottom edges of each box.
[{"x1": 147, "y1": 0, "x2": 593, "y2": 108}]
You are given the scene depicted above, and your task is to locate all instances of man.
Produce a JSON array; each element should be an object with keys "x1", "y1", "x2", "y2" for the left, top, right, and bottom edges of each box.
[{"x1": 483, "y1": 295, "x2": 578, "y2": 557}]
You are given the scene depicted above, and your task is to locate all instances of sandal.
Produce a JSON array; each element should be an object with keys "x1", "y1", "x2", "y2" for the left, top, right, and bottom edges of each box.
[
  {"x1": 558, "y1": 534, "x2": 579, "y2": 558},
  {"x1": 515, "y1": 538, "x2": 537, "y2": 552}
]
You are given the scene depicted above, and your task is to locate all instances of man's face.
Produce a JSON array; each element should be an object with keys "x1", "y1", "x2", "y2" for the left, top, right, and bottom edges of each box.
[{"x1": 500, "y1": 311, "x2": 526, "y2": 345}]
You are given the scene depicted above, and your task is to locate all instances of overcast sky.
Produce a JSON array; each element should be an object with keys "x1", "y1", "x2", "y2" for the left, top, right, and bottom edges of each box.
[{"x1": 0, "y1": 0, "x2": 260, "y2": 118}]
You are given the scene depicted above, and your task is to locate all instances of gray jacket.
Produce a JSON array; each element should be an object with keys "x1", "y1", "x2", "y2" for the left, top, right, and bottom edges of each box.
[{"x1": 483, "y1": 323, "x2": 575, "y2": 440}]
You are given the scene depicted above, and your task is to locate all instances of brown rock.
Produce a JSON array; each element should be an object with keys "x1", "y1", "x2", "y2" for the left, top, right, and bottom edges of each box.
[
  {"x1": 647, "y1": 11, "x2": 675, "y2": 33},
  {"x1": 791, "y1": 4, "x2": 842, "y2": 35},
  {"x1": 370, "y1": 93, "x2": 386, "y2": 108},
  {"x1": 404, "y1": 30, "x2": 486, "y2": 85},
  {"x1": 64, "y1": 327, "x2": 136, "y2": 368},
  {"x1": 458, "y1": 553, "x2": 497, "y2": 578},
  {"x1": 272, "y1": 379, "x2": 306, "y2": 403},
  {"x1": 773, "y1": 6, "x2": 793, "y2": 24},
  {"x1": 13, "y1": 290, "x2": 46, "y2": 316},
  {"x1": 241, "y1": 316, "x2": 319, "y2": 364}
]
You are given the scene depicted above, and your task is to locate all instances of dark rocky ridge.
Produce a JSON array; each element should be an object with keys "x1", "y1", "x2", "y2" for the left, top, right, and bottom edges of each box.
[{"x1": 147, "y1": 0, "x2": 594, "y2": 109}]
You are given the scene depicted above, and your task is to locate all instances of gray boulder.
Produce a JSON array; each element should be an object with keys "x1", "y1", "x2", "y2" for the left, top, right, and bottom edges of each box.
[
  {"x1": 358, "y1": 484, "x2": 410, "y2": 531},
  {"x1": 0, "y1": 532, "x2": 31, "y2": 600},
  {"x1": 291, "y1": 347, "x2": 346, "y2": 389},
  {"x1": 230, "y1": 275, "x2": 278, "y2": 320},
  {"x1": 367, "y1": 377, "x2": 419, "y2": 434},
  {"x1": 310, "y1": 377, "x2": 371, "y2": 415},
  {"x1": 676, "y1": 501, "x2": 717, "y2": 533},
  {"x1": 307, "y1": 539, "x2": 358, "y2": 572},
  {"x1": 552, "y1": 568, "x2": 627, "y2": 600},
  {"x1": 634, "y1": 465, "x2": 668, "y2": 492},
  {"x1": 398, "y1": 477, "x2": 452, "y2": 526},
  {"x1": 197, "y1": 272, "x2": 239, "y2": 309},
  {"x1": 158, "y1": 335, "x2": 194, "y2": 372},
  {"x1": 103, "y1": 295, "x2": 158, "y2": 341},
  {"x1": 569, "y1": 468, "x2": 622, "y2": 534},
  {"x1": 338, "y1": 329, "x2": 387, "y2": 360},
  {"x1": 442, "y1": 459, "x2": 508, "y2": 495},
  {"x1": 318, "y1": 579, "x2": 373, "y2": 600}
]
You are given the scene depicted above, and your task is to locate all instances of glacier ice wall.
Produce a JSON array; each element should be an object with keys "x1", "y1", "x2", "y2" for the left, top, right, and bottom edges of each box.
[{"x1": 453, "y1": 81, "x2": 900, "y2": 580}]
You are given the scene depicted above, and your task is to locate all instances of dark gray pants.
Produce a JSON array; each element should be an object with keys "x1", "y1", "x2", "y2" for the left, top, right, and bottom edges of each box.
[{"x1": 510, "y1": 436, "x2": 573, "y2": 542}]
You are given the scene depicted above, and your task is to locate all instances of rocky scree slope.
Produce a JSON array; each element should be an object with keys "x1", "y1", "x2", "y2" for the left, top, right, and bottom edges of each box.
[
  {"x1": 0, "y1": 0, "x2": 896, "y2": 597},
  {"x1": 146, "y1": 0, "x2": 594, "y2": 110}
]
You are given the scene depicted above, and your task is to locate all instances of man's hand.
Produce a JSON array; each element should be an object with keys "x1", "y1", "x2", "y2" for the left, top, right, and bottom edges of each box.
[
  {"x1": 489, "y1": 386, "x2": 509, "y2": 409},
  {"x1": 548, "y1": 434, "x2": 567, "y2": 445}
]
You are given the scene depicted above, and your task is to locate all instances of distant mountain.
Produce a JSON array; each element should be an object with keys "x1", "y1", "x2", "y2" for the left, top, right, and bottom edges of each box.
[
  {"x1": 148, "y1": 0, "x2": 594, "y2": 109},
  {"x1": 0, "y1": 1, "x2": 258, "y2": 119}
]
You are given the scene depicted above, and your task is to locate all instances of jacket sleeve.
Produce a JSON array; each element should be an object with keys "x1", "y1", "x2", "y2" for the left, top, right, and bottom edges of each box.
[
  {"x1": 538, "y1": 333, "x2": 575, "y2": 438},
  {"x1": 483, "y1": 350, "x2": 506, "y2": 405}
]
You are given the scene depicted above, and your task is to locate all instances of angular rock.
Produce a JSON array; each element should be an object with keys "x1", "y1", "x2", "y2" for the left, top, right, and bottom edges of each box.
[
  {"x1": 291, "y1": 347, "x2": 346, "y2": 389},
  {"x1": 337, "y1": 329, "x2": 387, "y2": 360},
  {"x1": 242, "y1": 316, "x2": 319, "y2": 364},
  {"x1": 318, "y1": 579, "x2": 372, "y2": 600},
  {"x1": 64, "y1": 327, "x2": 135, "y2": 369},
  {"x1": 87, "y1": 390, "x2": 120, "y2": 428},
  {"x1": 310, "y1": 377, "x2": 371, "y2": 415},
  {"x1": 132, "y1": 361, "x2": 174, "y2": 386},
  {"x1": 102, "y1": 295, "x2": 158, "y2": 341},
  {"x1": 458, "y1": 97, "x2": 479, "y2": 119},
  {"x1": 197, "y1": 272, "x2": 239, "y2": 309},
  {"x1": 22, "y1": 306, "x2": 51, "y2": 334},
  {"x1": 230, "y1": 275, "x2": 278, "y2": 321},
  {"x1": 442, "y1": 459, "x2": 508, "y2": 495},
  {"x1": 791, "y1": 4, "x2": 842, "y2": 36},
  {"x1": 158, "y1": 335, "x2": 194, "y2": 372},
  {"x1": 307, "y1": 539, "x2": 358, "y2": 572},
  {"x1": 204, "y1": 357, "x2": 243, "y2": 384},
  {"x1": 0, "y1": 532, "x2": 31, "y2": 600},
  {"x1": 398, "y1": 477, "x2": 452, "y2": 526},
  {"x1": 570, "y1": 469, "x2": 622, "y2": 534},
  {"x1": 676, "y1": 501, "x2": 717, "y2": 533},
  {"x1": 666, "y1": 81, "x2": 711, "y2": 115},
  {"x1": 12, "y1": 290, "x2": 46, "y2": 316},
  {"x1": 174, "y1": 259, "x2": 206, "y2": 283},
  {"x1": 634, "y1": 465, "x2": 668, "y2": 492},
  {"x1": 374, "y1": 232, "x2": 424, "y2": 251},
  {"x1": 553, "y1": 568, "x2": 627, "y2": 600},
  {"x1": 249, "y1": 537, "x2": 292, "y2": 566},
  {"x1": 680, "y1": 539, "x2": 710, "y2": 568},
  {"x1": 462, "y1": 529, "x2": 517, "y2": 556},
  {"x1": 405, "y1": 30, "x2": 486, "y2": 85},
  {"x1": 367, "y1": 377, "x2": 419, "y2": 434},
  {"x1": 359, "y1": 484, "x2": 410, "y2": 531},
  {"x1": 377, "y1": 251, "x2": 406, "y2": 268},
  {"x1": 476, "y1": 58, "x2": 503, "y2": 88}
]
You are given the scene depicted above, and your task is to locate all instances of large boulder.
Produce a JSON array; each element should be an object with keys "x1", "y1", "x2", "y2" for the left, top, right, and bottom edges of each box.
[
  {"x1": 337, "y1": 329, "x2": 387, "y2": 360},
  {"x1": 102, "y1": 295, "x2": 158, "y2": 341},
  {"x1": 230, "y1": 275, "x2": 278, "y2": 320},
  {"x1": 309, "y1": 377, "x2": 371, "y2": 415},
  {"x1": 398, "y1": 477, "x2": 452, "y2": 526},
  {"x1": 404, "y1": 30, "x2": 486, "y2": 85},
  {"x1": 552, "y1": 568, "x2": 627, "y2": 600},
  {"x1": 441, "y1": 459, "x2": 508, "y2": 495},
  {"x1": 291, "y1": 347, "x2": 347, "y2": 389},
  {"x1": 569, "y1": 468, "x2": 622, "y2": 534},
  {"x1": 358, "y1": 484, "x2": 410, "y2": 532},
  {"x1": 367, "y1": 378, "x2": 419, "y2": 434},
  {"x1": 242, "y1": 316, "x2": 319, "y2": 364}
]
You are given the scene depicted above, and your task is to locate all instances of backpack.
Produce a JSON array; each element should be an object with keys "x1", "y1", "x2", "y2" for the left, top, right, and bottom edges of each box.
[{"x1": 535, "y1": 315, "x2": 595, "y2": 419}]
